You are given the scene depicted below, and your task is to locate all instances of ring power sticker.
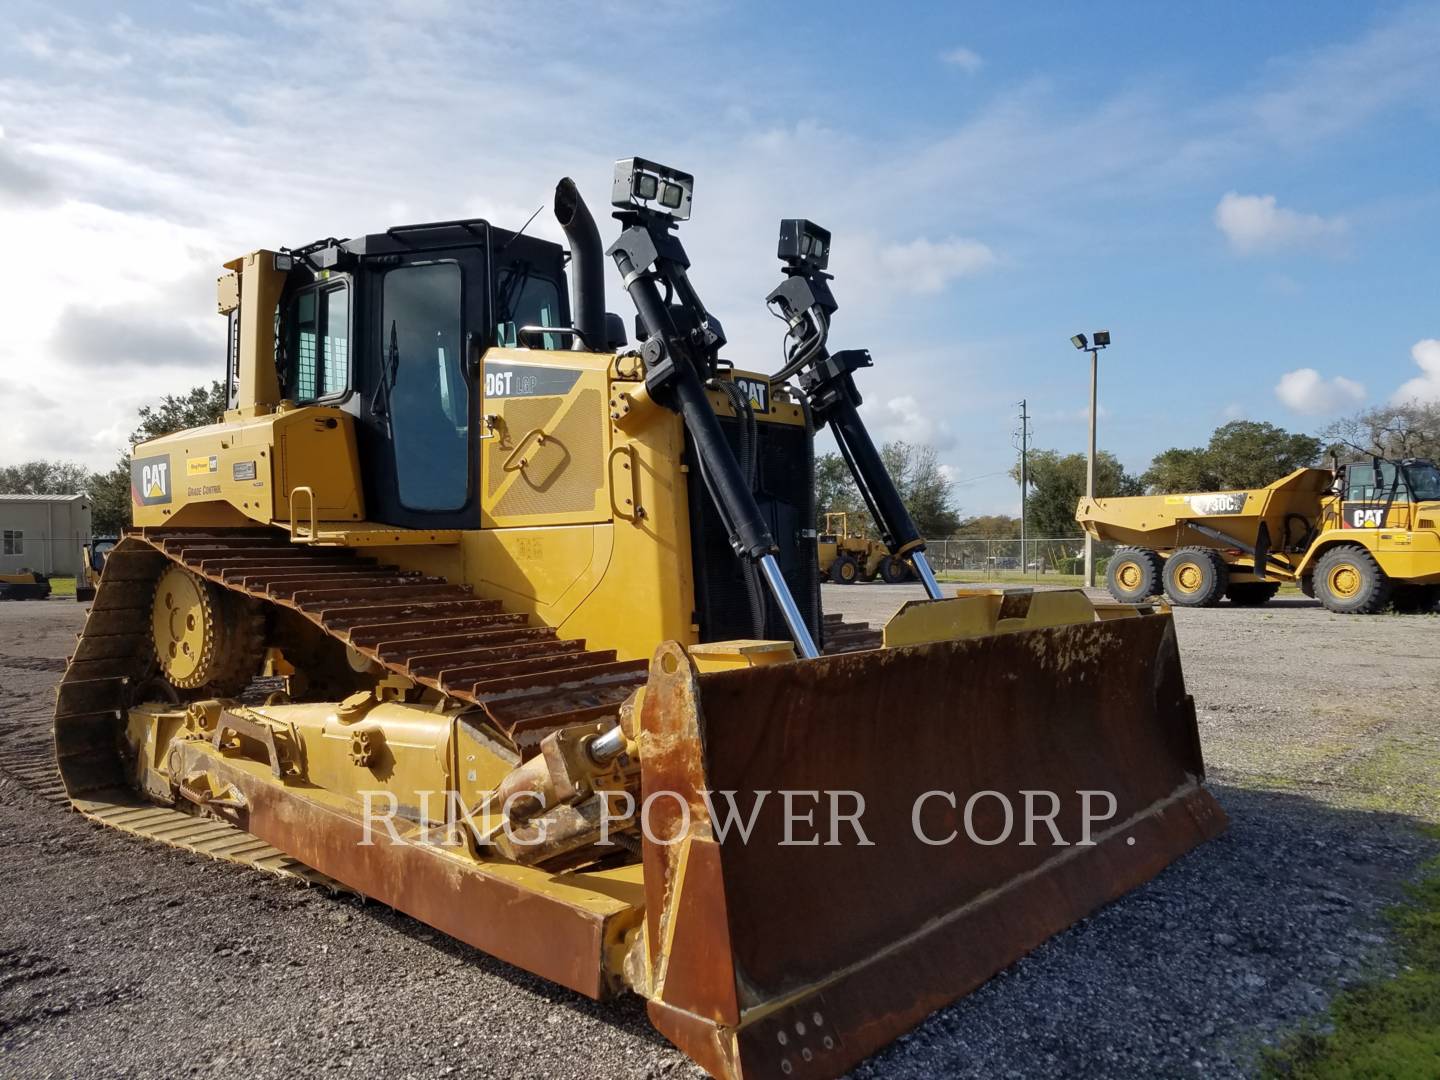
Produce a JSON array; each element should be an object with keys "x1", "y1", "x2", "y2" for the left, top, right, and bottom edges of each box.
[
  {"x1": 131, "y1": 455, "x2": 171, "y2": 505},
  {"x1": 187, "y1": 455, "x2": 219, "y2": 476}
]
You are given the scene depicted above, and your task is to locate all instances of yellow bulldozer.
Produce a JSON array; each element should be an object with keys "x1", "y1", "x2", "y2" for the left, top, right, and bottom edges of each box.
[
  {"x1": 816, "y1": 511, "x2": 914, "y2": 583},
  {"x1": 0, "y1": 569, "x2": 51, "y2": 600},
  {"x1": 1077, "y1": 461, "x2": 1440, "y2": 613},
  {"x1": 57, "y1": 160, "x2": 1225, "y2": 1078}
]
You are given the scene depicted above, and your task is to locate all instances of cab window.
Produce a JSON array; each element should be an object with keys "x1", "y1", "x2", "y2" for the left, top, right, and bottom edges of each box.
[
  {"x1": 1403, "y1": 462, "x2": 1440, "y2": 501},
  {"x1": 286, "y1": 284, "x2": 350, "y2": 401},
  {"x1": 1345, "y1": 462, "x2": 1398, "y2": 502},
  {"x1": 494, "y1": 267, "x2": 564, "y2": 349}
]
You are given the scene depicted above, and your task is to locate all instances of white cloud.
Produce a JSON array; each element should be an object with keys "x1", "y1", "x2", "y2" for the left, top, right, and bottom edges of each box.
[
  {"x1": 1392, "y1": 339, "x2": 1440, "y2": 404},
  {"x1": 1214, "y1": 192, "x2": 1347, "y2": 255},
  {"x1": 940, "y1": 47, "x2": 983, "y2": 73},
  {"x1": 1274, "y1": 368, "x2": 1366, "y2": 415},
  {"x1": 867, "y1": 395, "x2": 957, "y2": 452},
  {"x1": 877, "y1": 237, "x2": 996, "y2": 294}
]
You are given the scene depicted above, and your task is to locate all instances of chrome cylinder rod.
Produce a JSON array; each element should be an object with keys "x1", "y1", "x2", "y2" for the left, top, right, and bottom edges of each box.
[
  {"x1": 912, "y1": 550, "x2": 944, "y2": 601},
  {"x1": 588, "y1": 724, "x2": 628, "y2": 764},
  {"x1": 758, "y1": 553, "x2": 820, "y2": 659}
]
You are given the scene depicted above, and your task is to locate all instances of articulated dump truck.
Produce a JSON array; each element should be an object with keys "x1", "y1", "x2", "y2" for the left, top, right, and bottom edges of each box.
[
  {"x1": 57, "y1": 160, "x2": 1225, "y2": 1079},
  {"x1": 1078, "y1": 461, "x2": 1440, "y2": 613}
]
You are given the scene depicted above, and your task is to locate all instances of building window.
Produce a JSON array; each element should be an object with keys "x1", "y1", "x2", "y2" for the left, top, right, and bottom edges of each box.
[{"x1": 2, "y1": 530, "x2": 22, "y2": 555}]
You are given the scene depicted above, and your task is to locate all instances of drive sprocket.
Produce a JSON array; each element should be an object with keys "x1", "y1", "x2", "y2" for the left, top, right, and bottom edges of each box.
[{"x1": 151, "y1": 563, "x2": 265, "y2": 694}]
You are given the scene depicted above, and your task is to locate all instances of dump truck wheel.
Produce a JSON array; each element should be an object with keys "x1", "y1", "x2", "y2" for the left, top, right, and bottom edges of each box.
[
  {"x1": 831, "y1": 555, "x2": 859, "y2": 584},
  {"x1": 1225, "y1": 582, "x2": 1279, "y2": 606},
  {"x1": 880, "y1": 555, "x2": 911, "y2": 584},
  {"x1": 1162, "y1": 547, "x2": 1228, "y2": 607},
  {"x1": 1106, "y1": 548, "x2": 1162, "y2": 602},
  {"x1": 1313, "y1": 545, "x2": 1391, "y2": 614},
  {"x1": 1391, "y1": 584, "x2": 1439, "y2": 613}
]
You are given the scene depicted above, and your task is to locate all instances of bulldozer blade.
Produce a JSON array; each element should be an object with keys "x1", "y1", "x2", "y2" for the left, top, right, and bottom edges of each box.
[{"x1": 634, "y1": 611, "x2": 1225, "y2": 1080}]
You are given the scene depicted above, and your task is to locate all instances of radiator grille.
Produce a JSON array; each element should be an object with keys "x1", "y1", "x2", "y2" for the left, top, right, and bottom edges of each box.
[{"x1": 687, "y1": 417, "x2": 821, "y2": 644}]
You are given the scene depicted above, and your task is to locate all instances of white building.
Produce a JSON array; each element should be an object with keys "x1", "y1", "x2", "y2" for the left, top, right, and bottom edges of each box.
[{"x1": 0, "y1": 494, "x2": 93, "y2": 576}]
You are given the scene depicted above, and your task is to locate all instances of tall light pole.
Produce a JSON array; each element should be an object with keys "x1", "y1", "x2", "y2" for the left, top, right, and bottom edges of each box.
[
  {"x1": 1014, "y1": 400, "x2": 1030, "y2": 576},
  {"x1": 1070, "y1": 331, "x2": 1110, "y2": 587}
]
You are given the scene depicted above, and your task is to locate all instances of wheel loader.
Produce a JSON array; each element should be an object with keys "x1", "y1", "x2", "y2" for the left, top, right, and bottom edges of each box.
[
  {"x1": 816, "y1": 511, "x2": 913, "y2": 583},
  {"x1": 74, "y1": 536, "x2": 117, "y2": 602},
  {"x1": 55, "y1": 159, "x2": 1225, "y2": 1079},
  {"x1": 1077, "y1": 460, "x2": 1440, "y2": 613}
]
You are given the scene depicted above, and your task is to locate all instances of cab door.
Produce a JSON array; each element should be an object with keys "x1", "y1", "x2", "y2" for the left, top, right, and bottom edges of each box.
[
  {"x1": 1341, "y1": 462, "x2": 1409, "y2": 530},
  {"x1": 356, "y1": 244, "x2": 487, "y2": 530}
]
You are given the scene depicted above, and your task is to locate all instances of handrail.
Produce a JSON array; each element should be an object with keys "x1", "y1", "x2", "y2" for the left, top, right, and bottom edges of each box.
[{"x1": 288, "y1": 485, "x2": 317, "y2": 543}]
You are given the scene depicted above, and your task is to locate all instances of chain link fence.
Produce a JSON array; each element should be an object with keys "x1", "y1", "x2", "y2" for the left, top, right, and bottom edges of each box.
[{"x1": 923, "y1": 537, "x2": 1120, "y2": 582}]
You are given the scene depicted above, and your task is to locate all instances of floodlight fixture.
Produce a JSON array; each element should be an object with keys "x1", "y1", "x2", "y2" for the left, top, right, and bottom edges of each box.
[
  {"x1": 1070, "y1": 333, "x2": 1087, "y2": 349},
  {"x1": 777, "y1": 219, "x2": 831, "y2": 272},
  {"x1": 611, "y1": 157, "x2": 693, "y2": 221}
]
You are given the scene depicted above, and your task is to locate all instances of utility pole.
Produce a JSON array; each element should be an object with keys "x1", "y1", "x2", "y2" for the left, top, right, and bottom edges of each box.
[{"x1": 1015, "y1": 400, "x2": 1030, "y2": 576}]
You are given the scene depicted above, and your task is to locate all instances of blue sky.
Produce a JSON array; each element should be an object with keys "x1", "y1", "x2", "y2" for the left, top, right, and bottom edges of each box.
[{"x1": 1, "y1": 1, "x2": 1437, "y2": 516}]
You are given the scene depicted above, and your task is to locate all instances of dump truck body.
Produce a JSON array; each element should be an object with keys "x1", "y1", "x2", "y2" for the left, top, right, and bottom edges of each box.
[
  {"x1": 1078, "y1": 461, "x2": 1440, "y2": 612},
  {"x1": 57, "y1": 162, "x2": 1225, "y2": 1078}
]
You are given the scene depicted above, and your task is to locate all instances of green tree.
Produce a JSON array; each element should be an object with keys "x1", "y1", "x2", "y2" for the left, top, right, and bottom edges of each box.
[
  {"x1": 1015, "y1": 449, "x2": 1141, "y2": 538},
  {"x1": 1322, "y1": 401, "x2": 1440, "y2": 461},
  {"x1": 815, "y1": 452, "x2": 868, "y2": 532},
  {"x1": 0, "y1": 460, "x2": 93, "y2": 495},
  {"x1": 954, "y1": 513, "x2": 1022, "y2": 539},
  {"x1": 814, "y1": 440, "x2": 962, "y2": 539},
  {"x1": 1140, "y1": 448, "x2": 1219, "y2": 494},
  {"x1": 88, "y1": 381, "x2": 229, "y2": 534},
  {"x1": 1141, "y1": 420, "x2": 1321, "y2": 493},
  {"x1": 882, "y1": 441, "x2": 962, "y2": 538}
]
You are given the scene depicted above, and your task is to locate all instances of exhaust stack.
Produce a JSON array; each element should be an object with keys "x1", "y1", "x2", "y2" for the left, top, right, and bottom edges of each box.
[{"x1": 554, "y1": 177, "x2": 606, "y2": 349}]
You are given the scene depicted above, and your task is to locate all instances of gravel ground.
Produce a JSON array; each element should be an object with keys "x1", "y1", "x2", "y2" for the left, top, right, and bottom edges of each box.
[{"x1": 1, "y1": 590, "x2": 1437, "y2": 1079}]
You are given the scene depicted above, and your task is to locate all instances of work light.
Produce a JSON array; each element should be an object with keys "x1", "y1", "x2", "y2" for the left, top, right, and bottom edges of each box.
[
  {"x1": 777, "y1": 219, "x2": 831, "y2": 272},
  {"x1": 611, "y1": 158, "x2": 693, "y2": 221}
]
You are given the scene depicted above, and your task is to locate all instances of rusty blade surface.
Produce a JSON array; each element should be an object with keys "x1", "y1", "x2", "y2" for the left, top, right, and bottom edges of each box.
[{"x1": 642, "y1": 614, "x2": 1226, "y2": 1079}]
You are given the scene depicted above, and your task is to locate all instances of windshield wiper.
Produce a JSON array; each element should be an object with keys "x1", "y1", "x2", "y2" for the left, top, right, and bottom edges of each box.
[{"x1": 371, "y1": 319, "x2": 401, "y2": 424}]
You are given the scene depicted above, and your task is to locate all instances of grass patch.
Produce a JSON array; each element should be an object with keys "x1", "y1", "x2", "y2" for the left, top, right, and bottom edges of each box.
[
  {"x1": 1261, "y1": 826, "x2": 1440, "y2": 1078},
  {"x1": 47, "y1": 575, "x2": 77, "y2": 597}
]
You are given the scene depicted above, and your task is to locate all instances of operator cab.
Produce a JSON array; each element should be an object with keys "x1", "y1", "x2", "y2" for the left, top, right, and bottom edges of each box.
[
  {"x1": 1336, "y1": 458, "x2": 1440, "y2": 530},
  {"x1": 225, "y1": 222, "x2": 574, "y2": 529}
]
